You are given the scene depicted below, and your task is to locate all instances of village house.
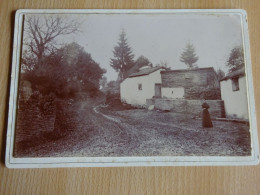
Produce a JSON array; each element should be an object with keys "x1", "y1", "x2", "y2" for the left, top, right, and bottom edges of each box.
[
  {"x1": 220, "y1": 68, "x2": 249, "y2": 120},
  {"x1": 120, "y1": 66, "x2": 165, "y2": 106},
  {"x1": 120, "y1": 66, "x2": 220, "y2": 107}
]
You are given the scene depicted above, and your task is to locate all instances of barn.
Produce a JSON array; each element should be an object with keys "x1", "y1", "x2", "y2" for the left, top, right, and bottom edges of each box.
[
  {"x1": 120, "y1": 66, "x2": 220, "y2": 107},
  {"x1": 220, "y1": 68, "x2": 248, "y2": 119}
]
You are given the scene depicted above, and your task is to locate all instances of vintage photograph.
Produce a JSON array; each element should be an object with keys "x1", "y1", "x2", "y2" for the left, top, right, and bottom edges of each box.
[{"x1": 6, "y1": 10, "x2": 259, "y2": 167}]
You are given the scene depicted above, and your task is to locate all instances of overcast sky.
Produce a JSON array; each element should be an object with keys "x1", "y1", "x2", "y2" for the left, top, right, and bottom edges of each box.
[{"x1": 25, "y1": 13, "x2": 244, "y2": 81}]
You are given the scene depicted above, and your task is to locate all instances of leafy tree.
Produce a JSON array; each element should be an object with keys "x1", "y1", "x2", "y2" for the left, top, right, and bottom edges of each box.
[
  {"x1": 216, "y1": 68, "x2": 225, "y2": 80},
  {"x1": 180, "y1": 42, "x2": 199, "y2": 69},
  {"x1": 126, "y1": 55, "x2": 153, "y2": 76},
  {"x1": 226, "y1": 46, "x2": 244, "y2": 73},
  {"x1": 135, "y1": 55, "x2": 153, "y2": 68},
  {"x1": 110, "y1": 30, "x2": 135, "y2": 81},
  {"x1": 69, "y1": 43, "x2": 106, "y2": 95},
  {"x1": 105, "y1": 80, "x2": 120, "y2": 94},
  {"x1": 156, "y1": 60, "x2": 171, "y2": 69},
  {"x1": 23, "y1": 43, "x2": 105, "y2": 134},
  {"x1": 23, "y1": 42, "x2": 105, "y2": 98},
  {"x1": 154, "y1": 60, "x2": 171, "y2": 71},
  {"x1": 100, "y1": 76, "x2": 108, "y2": 89}
]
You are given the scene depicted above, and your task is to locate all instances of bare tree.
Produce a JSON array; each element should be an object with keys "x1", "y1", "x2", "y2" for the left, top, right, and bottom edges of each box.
[{"x1": 23, "y1": 15, "x2": 81, "y2": 63}]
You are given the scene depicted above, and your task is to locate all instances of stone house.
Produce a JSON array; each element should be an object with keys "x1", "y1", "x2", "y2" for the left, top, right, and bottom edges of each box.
[{"x1": 160, "y1": 67, "x2": 220, "y2": 99}]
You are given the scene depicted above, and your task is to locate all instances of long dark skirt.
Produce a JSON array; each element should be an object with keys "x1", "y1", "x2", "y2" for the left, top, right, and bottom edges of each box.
[{"x1": 202, "y1": 108, "x2": 213, "y2": 128}]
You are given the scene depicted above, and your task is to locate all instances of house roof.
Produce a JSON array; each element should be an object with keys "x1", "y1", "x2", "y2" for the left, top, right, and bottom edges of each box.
[
  {"x1": 127, "y1": 66, "x2": 219, "y2": 78},
  {"x1": 128, "y1": 66, "x2": 164, "y2": 78},
  {"x1": 160, "y1": 67, "x2": 216, "y2": 74},
  {"x1": 220, "y1": 68, "x2": 245, "y2": 81},
  {"x1": 161, "y1": 67, "x2": 219, "y2": 79}
]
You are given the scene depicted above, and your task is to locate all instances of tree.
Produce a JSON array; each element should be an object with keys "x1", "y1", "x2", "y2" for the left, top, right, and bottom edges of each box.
[
  {"x1": 23, "y1": 42, "x2": 105, "y2": 98},
  {"x1": 155, "y1": 60, "x2": 171, "y2": 70},
  {"x1": 226, "y1": 46, "x2": 244, "y2": 73},
  {"x1": 135, "y1": 55, "x2": 152, "y2": 68},
  {"x1": 22, "y1": 42, "x2": 105, "y2": 135},
  {"x1": 70, "y1": 43, "x2": 106, "y2": 95},
  {"x1": 126, "y1": 55, "x2": 153, "y2": 76},
  {"x1": 157, "y1": 60, "x2": 170, "y2": 68},
  {"x1": 100, "y1": 76, "x2": 108, "y2": 89},
  {"x1": 110, "y1": 30, "x2": 135, "y2": 81},
  {"x1": 105, "y1": 80, "x2": 120, "y2": 94},
  {"x1": 216, "y1": 68, "x2": 225, "y2": 80},
  {"x1": 23, "y1": 15, "x2": 81, "y2": 68},
  {"x1": 180, "y1": 42, "x2": 199, "y2": 69}
]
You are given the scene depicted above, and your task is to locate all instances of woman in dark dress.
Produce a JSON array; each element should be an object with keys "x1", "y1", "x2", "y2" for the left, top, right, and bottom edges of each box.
[{"x1": 202, "y1": 102, "x2": 213, "y2": 128}]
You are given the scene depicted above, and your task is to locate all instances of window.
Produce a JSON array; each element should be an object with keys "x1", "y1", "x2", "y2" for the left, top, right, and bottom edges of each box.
[
  {"x1": 231, "y1": 78, "x2": 239, "y2": 91},
  {"x1": 138, "y1": 83, "x2": 142, "y2": 90}
]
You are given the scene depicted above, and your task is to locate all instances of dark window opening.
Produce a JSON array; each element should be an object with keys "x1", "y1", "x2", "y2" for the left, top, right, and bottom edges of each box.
[
  {"x1": 138, "y1": 83, "x2": 142, "y2": 90},
  {"x1": 231, "y1": 78, "x2": 239, "y2": 91}
]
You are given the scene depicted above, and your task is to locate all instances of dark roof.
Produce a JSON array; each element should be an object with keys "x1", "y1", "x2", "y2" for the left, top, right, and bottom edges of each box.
[
  {"x1": 128, "y1": 67, "x2": 219, "y2": 78},
  {"x1": 128, "y1": 66, "x2": 164, "y2": 78},
  {"x1": 220, "y1": 68, "x2": 245, "y2": 81},
  {"x1": 161, "y1": 67, "x2": 216, "y2": 74}
]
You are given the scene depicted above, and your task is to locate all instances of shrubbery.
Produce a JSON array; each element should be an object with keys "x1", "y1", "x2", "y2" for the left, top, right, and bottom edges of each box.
[
  {"x1": 185, "y1": 86, "x2": 221, "y2": 100},
  {"x1": 105, "y1": 92, "x2": 133, "y2": 110}
]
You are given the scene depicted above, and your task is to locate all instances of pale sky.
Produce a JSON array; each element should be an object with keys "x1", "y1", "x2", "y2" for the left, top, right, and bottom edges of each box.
[{"x1": 25, "y1": 13, "x2": 244, "y2": 81}]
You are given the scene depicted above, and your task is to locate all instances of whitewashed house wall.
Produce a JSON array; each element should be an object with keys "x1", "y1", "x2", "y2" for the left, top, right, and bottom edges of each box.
[
  {"x1": 220, "y1": 75, "x2": 249, "y2": 119},
  {"x1": 120, "y1": 69, "x2": 162, "y2": 106}
]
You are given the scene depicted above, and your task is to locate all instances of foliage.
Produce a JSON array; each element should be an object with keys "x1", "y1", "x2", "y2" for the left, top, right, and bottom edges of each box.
[
  {"x1": 226, "y1": 46, "x2": 244, "y2": 73},
  {"x1": 185, "y1": 86, "x2": 221, "y2": 100},
  {"x1": 23, "y1": 42, "x2": 105, "y2": 98},
  {"x1": 135, "y1": 55, "x2": 153, "y2": 68},
  {"x1": 216, "y1": 68, "x2": 225, "y2": 80},
  {"x1": 105, "y1": 92, "x2": 134, "y2": 110},
  {"x1": 100, "y1": 76, "x2": 108, "y2": 89},
  {"x1": 105, "y1": 80, "x2": 120, "y2": 94},
  {"x1": 157, "y1": 60, "x2": 168, "y2": 68},
  {"x1": 180, "y1": 42, "x2": 199, "y2": 69},
  {"x1": 19, "y1": 16, "x2": 106, "y2": 136},
  {"x1": 156, "y1": 60, "x2": 171, "y2": 70},
  {"x1": 126, "y1": 55, "x2": 153, "y2": 76},
  {"x1": 110, "y1": 30, "x2": 135, "y2": 81}
]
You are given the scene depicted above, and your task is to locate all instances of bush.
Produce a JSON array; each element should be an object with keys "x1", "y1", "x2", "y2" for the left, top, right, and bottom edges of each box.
[
  {"x1": 185, "y1": 86, "x2": 221, "y2": 100},
  {"x1": 105, "y1": 92, "x2": 133, "y2": 110}
]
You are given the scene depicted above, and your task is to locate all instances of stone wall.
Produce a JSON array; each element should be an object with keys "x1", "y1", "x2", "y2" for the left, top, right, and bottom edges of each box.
[
  {"x1": 161, "y1": 68, "x2": 219, "y2": 89},
  {"x1": 146, "y1": 98, "x2": 225, "y2": 118},
  {"x1": 15, "y1": 98, "x2": 56, "y2": 143}
]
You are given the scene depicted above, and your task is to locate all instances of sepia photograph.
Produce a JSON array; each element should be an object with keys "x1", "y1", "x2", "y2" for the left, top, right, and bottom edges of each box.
[{"x1": 5, "y1": 9, "x2": 259, "y2": 167}]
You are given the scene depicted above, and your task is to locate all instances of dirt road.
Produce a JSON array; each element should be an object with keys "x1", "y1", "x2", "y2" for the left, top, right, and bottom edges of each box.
[{"x1": 16, "y1": 99, "x2": 251, "y2": 157}]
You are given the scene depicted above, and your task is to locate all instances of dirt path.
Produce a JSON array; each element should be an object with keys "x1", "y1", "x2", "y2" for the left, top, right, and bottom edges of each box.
[
  {"x1": 16, "y1": 98, "x2": 251, "y2": 157},
  {"x1": 95, "y1": 107, "x2": 251, "y2": 156}
]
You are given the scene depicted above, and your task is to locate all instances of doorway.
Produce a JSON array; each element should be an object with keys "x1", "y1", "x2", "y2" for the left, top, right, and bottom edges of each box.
[{"x1": 154, "y1": 83, "x2": 161, "y2": 97}]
